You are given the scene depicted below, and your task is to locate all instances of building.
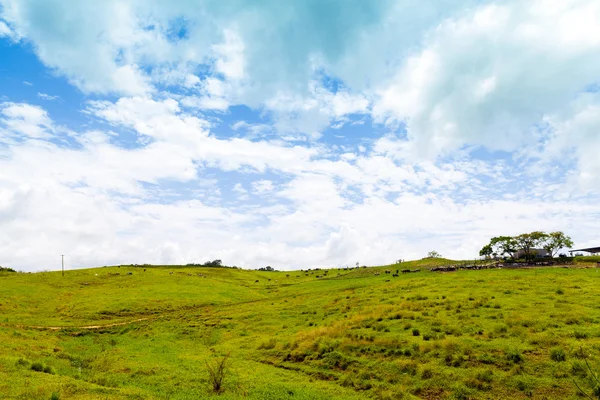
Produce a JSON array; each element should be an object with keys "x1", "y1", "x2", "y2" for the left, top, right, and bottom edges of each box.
[
  {"x1": 513, "y1": 248, "x2": 550, "y2": 259},
  {"x1": 569, "y1": 246, "x2": 600, "y2": 255}
]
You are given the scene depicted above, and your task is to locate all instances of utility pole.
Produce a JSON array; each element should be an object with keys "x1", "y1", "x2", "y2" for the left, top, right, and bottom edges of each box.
[{"x1": 61, "y1": 255, "x2": 64, "y2": 277}]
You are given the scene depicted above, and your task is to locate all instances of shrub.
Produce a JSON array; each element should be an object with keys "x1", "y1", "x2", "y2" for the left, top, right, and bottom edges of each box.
[
  {"x1": 50, "y1": 393, "x2": 60, "y2": 400},
  {"x1": 412, "y1": 328, "x2": 420, "y2": 336},
  {"x1": 550, "y1": 347, "x2": 566, "y2": 362},
  {"x1": 507, "y1": 349, "x2": 524, "y2": 364},
  {"x1": 43, "y1": 365, "x2": 55, "y2": 374},
  {"x1": 205, "y1": 354, "x2": 230, "y2": 394},
  {"x1": 30, "y1": 362, "x2": 44, "y2": 372},
  {"x1": 556, "y1": 288, "x2": 564, "y2": 295}
]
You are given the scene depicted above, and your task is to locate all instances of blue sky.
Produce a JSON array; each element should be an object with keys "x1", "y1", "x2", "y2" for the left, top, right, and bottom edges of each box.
[{"x1": 1, "y1": 0, "x2": 599, "y2": 271}]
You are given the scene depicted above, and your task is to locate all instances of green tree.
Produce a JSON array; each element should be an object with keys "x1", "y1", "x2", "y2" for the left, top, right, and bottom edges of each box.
[
  {"x1": 489, "y1": 236, "x2": 518, "y2": 260},
  {"x1": 543, "y1": 231, "x2": 574, "y2": 258},
  {"x1": 515, "y1": 231, "x2": 548, "y2": 260},
  {"x1": 479, "y1": 244, "x2": 493, "y2": 259},
  {"x1": 427, "y1": 250, "x2": 441, "y2": 258}
]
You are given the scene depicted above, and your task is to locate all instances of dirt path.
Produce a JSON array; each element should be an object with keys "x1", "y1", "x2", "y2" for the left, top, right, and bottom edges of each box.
[{"x1": 2, "y1": 317, "x2": 153, "y2": 331}]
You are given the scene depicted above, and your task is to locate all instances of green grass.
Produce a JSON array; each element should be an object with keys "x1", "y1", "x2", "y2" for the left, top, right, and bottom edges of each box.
[{"x1": 2, "y1": 262, "x2": 600, "y2": 399}]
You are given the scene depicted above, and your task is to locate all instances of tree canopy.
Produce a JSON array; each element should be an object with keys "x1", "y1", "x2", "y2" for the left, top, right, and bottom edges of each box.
[{"x1": 480, "y1": 231, "x2": 573, "y2": 260}]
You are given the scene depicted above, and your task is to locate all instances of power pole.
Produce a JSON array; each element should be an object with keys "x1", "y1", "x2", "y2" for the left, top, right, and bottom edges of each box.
[{"x1": 61, "y1": 255, "x2": 64, "y2": 276}]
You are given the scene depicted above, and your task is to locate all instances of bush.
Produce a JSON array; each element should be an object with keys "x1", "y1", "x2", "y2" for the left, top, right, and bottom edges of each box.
[
  {"x1": 550, "y1": 347, "x2": 566, "y2": 362},
  {"x1": 42, "y1": 365, "x2": 55, "y2": 374},
  {"x1": 507, "y1": 349, "x2": 524, "y2": 364},
  {"x1": 556, "y1": 288, "x2": 564, "y2": 295},
  {"x1": 50, "y1": 393, "x2": 60, "y2": 400},
  {"x1": 412, "y1": 328, "x2": 420, "y2": 336},
  {"x1": 205, "y1": 354, "x2": 230, "y2": 393},
  {"x1": 30, "y1": 362, "x2": 44, "y2": 372}
]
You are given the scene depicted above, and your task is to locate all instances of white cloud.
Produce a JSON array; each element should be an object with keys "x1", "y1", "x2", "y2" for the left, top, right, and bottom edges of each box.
[
  {"x1": 37, "y1": 92, "x2": 59, "y2": 101},
  {"x1": 2, "y1": 1, "x2": 600, "y2": 272},
  {"x1": 1, "y1": 102, "x2": 54, "y2": 138},
  {"x1": 373, "y1": 0, "x2": 600, "y2": 158},
  {"x1": 251, "y1": 180, "x2": 274, "y2": 195}
]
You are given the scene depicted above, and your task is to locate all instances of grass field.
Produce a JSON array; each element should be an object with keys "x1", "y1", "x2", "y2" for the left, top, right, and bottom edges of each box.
[{"x1": 2, "y1": 258, "x2": 600, "y2": 399}]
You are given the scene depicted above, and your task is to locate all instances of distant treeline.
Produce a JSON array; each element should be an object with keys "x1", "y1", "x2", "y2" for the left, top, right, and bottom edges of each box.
[
  {"x1": 186, "y1": 260, "x2": 239, "y2": 269},
  {"x1": 0, "y1": 266, "x2": 16, "y2": 273}
]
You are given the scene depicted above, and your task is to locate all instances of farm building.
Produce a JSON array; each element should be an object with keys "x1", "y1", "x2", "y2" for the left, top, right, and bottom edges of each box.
[
  {"x1": 570, "y1": 246, "x2": 600, "y2": 255},
  {"x1": 513, "y1": 248, "x2": 549, "y2": 259}
]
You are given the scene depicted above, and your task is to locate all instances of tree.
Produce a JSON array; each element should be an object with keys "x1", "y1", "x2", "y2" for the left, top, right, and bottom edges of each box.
[
  {"x1": 489, "y1": 236, "x2": 519, "y2": 260},
  {"x1": 543, "y1": 231, "x2": 574, "y2": 258},
  {"x1": 479, "y1": 244, "x2": 493, "y2": 259},
  {"x1": 515, "y1": 231, "x2": 548, "y2": 260},
  {"x1": 427, "y1": 250, "x2": 441, "y2": 258}
]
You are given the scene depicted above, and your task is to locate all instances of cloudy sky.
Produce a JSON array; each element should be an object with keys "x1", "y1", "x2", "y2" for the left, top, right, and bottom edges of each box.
[{"x1": 1, "y1": 0, "x2": 599, "y2": 272}]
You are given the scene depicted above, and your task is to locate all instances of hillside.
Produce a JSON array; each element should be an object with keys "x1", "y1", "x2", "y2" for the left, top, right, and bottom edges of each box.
[{"x1": 2, "y1": 262, "x2": 600, "y2": 399}]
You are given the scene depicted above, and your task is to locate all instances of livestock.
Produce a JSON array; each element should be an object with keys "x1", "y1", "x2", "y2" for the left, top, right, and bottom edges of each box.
[
  {"x1": 392, "y1": 273, "x2": 399, "y2": 277},
  {"x1": 127, "y1": 272, "x2": 133, "y2": 275},
  {"x1": 255, "y1": 280, "x2": 259, "y2": 283},
  {"x1": 385, "y1": 270, "x2": 391, "y2": 274}
]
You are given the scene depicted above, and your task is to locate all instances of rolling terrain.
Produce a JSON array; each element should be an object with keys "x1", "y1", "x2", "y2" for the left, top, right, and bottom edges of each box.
[{"x1": 2, "y1": 258, "x2": 600, "y2": 399}]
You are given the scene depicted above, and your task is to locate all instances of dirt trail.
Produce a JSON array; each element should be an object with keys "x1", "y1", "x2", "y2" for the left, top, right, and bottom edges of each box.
[{"x1": 2, "y1": 317, "x2": 153, "y2": 331}]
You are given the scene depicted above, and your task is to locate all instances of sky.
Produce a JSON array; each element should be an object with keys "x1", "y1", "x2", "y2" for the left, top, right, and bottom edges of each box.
[{"x1": 0, "y1": 0, "x2": 599, "y2": 272}]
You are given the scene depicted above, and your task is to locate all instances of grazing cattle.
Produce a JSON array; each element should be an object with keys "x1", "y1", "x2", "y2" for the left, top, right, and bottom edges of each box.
[
  {"x1": 286, "y1": 274, "x2": 290, "y2": 277},
  {"x1": 169, "y1": 271, "x2": 173, "y2": 275},
  {"x1": 385, "y1": 270, "x2": 391, "y2": 274},
  {"x1": 255, "y1": 280, "x2": 259, "y2": 283},
  {"x1": 385, "y1": 279, "x2": 390, "y2": 282},
  {"x1": 392, "y1": 273, "x2": 399, "y2": 277},
  {"x1": 143, "y1": 269, "x2": 146, "y2": 272},
  {"x1": 127, "y1": 272, "x2": 133, "y2": 275},
  {"x1": 402, "y1": 269, "x2": 411, "y2": 274}
]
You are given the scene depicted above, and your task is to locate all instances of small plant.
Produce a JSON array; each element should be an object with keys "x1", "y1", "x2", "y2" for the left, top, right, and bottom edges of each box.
[
  {"x1": 507, "y1": 349, "x2": 524, "y2": 364},
  {"x1": 573, "y1": 355, "x2": 600, "y2": 399},
  {"x1": 550, "y1": 347, "x2": 566, "y2": 362},
  {"x1": 30, "y1": 362, "x2": 44, "y2": 372},
  {"x1": 43, "y1": 365, "x2": 55, "y2": 374},
  {"x1": 50, "y1": 393, "x2": 60, "y2": 400},
  {"x1": 556, "y1": 288, "x2": 564, "y2": 295},
  {"x1": 205, "y1": 353, "x2": 230, "y2": 393},
  {"x1": 412, "y1": 328, "x2": 420, "y2": 336}
]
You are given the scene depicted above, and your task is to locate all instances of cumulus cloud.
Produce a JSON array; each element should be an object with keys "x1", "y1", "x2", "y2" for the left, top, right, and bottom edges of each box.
[
  {"x1": 373, "y1": 0, "x2": 600, "y2": 158},
  {"x1": 1, "y1": 0, "x2": 600, "y2": 271}
]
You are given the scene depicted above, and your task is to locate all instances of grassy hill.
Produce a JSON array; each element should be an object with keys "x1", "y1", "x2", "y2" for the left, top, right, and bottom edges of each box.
[{"x1": 2, "y1": 261, "x2": 600, "y2": 399}]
